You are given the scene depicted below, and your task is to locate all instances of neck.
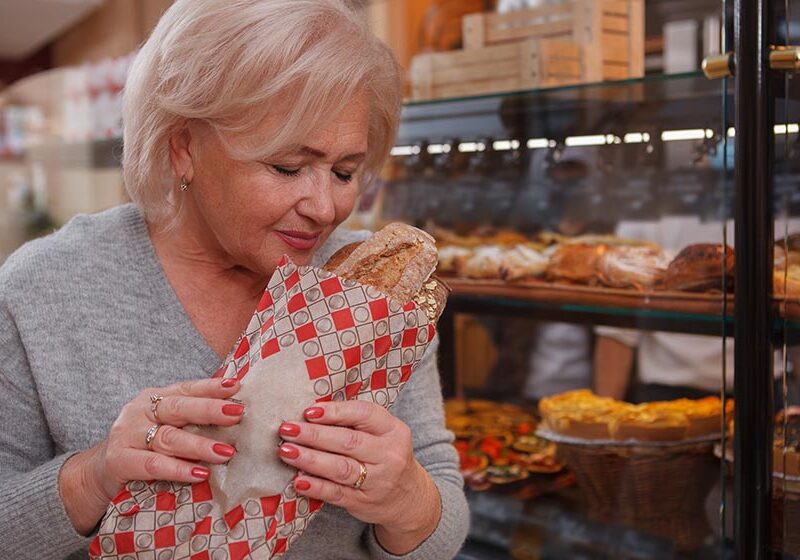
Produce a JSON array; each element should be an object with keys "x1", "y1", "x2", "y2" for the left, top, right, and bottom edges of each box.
[{"x1": 147, "y1": 219, "x2": 270, "y2": 305}]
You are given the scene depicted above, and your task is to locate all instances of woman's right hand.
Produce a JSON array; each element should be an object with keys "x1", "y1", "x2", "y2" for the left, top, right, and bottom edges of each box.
[{"x1": 60, "y1": 377, "x2": 244, "y2": 535}]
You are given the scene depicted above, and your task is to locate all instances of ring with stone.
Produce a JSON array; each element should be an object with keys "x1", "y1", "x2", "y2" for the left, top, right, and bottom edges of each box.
[
  {"x1": 150, "y1": 394, "x2": 164, "y2": 421},
  {"x1": 145, "y1": 424, "x2": 162, "y2": 451}
]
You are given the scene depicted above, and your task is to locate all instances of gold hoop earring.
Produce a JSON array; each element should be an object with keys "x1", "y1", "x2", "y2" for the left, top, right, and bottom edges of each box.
[{"x1": 180, "y1": 176, "x2": 190, "y2": 191}]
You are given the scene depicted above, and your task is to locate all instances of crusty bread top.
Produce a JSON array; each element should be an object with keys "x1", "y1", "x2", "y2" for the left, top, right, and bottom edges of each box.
[
  {"x1": 322, "y1": 224, "x2": 443, "y2": 321},
  {"x1": 323, "y1": 242, "x2": 361, "y2": 271}
]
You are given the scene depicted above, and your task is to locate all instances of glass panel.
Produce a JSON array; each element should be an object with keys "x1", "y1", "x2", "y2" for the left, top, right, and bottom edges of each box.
[
  {"x1": 773, "y1": 1, "x2": 800, "y2": 557},
  {"x1": 364, "y1": 1, "x2": 734, "y2": 557}
]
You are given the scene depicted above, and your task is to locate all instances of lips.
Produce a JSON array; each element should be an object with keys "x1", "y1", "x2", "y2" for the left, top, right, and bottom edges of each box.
[{"x1": 275, "y1": 230, "x2": 321, "y2": 251}]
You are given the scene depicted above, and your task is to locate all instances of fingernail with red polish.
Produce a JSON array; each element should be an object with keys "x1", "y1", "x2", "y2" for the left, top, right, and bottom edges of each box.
[
  {"x1": 221, "y1": 378, "x2": 237, "y2": 388},
  {"x1": 304, "y1": 407, "x2": 324, "y2": 420},
  {"x1": 295, "y1": 479, "x2": 311, "y2": 491},
  {"x1": 279, "y1": 423, "x2": 300, "y2": 437},
  {"x1": 213, "y1": 443, "x2": 236, "y2": 458},
  {"x1": 279, "y1": 445, "x2": 299, "y2": 459},
  {"x1": 223, "y1": 403, "x2": 245, "y2": 416},
  {"x1": 192, "y1": 467, "x2": 210, "y2": 480}
]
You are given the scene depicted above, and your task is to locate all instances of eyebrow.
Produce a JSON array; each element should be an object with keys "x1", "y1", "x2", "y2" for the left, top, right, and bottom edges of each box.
[{"x1": 299, "y1": 146, "x2": 366, "y2": 163}]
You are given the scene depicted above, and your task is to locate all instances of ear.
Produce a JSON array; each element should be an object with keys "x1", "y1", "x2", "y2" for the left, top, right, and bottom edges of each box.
[{"x1": 168, "y1": 127, "x2": 194, "y2": 183}]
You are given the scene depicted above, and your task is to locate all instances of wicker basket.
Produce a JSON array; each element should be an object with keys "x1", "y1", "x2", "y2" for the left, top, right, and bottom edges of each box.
[
  {"x1": 771, "y1": 475, "x2": 800, "y2": 556},
  {"x1": 550, "y1": 437, "x2": 719, "y2": 551}
]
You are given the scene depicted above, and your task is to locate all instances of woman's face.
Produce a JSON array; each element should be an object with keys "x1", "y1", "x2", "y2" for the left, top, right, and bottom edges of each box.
[{"x1": 172, "y1": 94, "x2": 369, "y2": 277}]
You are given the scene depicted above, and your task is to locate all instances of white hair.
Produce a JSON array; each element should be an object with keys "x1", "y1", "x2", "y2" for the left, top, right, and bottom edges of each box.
[{"x1": 122, "y1": 0, "x2": 403, "y2": 226}]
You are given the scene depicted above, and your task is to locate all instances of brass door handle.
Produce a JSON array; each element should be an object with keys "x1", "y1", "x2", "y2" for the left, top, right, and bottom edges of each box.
[
  {"x1": 770, "y1": 46, "x2": 800, "y2": 71},
  {"x1": 702, "y1": 52, "x2": 734, "y2": 79}
]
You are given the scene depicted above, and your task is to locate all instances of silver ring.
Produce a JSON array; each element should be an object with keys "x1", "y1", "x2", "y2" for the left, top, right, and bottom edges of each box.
[
  {"x1": 150, "y1": 394, "x2": 163, "y2": 421},
  {"x1": 145, "y1": 424, "x2": 162, "y2": 451},
  {"x1": 352, "y1": 461, "x2": 368, "y2": 490}
]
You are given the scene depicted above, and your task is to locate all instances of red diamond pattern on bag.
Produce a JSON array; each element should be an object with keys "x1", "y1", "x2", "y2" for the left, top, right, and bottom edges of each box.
[{"x1": 90, "y1": 258, "x2": 437, "y2": 559}]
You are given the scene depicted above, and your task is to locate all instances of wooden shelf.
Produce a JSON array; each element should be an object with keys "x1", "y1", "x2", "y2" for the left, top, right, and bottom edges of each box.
[{"x1": 440, "y1": 277, "x2": 800, "y2": 338}]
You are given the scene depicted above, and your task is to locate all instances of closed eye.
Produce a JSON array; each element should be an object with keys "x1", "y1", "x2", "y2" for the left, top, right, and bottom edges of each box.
[
  {"x1": 334, "y1": 171, "x2": 353, "y2": 183},
  {"x1": 272, "y1": 165, "x2": 301, "y2": 177}
]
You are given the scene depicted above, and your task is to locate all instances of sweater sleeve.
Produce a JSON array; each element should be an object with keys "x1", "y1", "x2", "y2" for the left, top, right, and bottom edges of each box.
[
  {"x1": 0, "y1": 303, "x2": 92, "y2": 558},
  {"x1": 364, "y1": 335, "x2": 470, "y2": 559}
]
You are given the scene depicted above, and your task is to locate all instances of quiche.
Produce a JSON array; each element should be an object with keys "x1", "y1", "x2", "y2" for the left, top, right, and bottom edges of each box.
[{"x1": 539, "y1": 390, "x2": 731, "y2": 442}]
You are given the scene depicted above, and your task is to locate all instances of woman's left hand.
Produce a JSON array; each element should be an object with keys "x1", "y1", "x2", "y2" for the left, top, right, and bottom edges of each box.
[{"x1": 276, "y1": 400, "x2": 441, "y2": 553}]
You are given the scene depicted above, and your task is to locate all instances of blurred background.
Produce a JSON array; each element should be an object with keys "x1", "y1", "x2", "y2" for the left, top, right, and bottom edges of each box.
[
  {"x1": 4, "y1": 2, "x2": 800, "y2": 558},
  {"x1": 0, "y1": 0, "x2": 731, "y2": 261}
]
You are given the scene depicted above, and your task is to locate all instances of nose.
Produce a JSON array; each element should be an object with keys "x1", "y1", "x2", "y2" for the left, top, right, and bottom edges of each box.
[{"x1": 295, "y1": 171, "x2": 337, "y2": 226}]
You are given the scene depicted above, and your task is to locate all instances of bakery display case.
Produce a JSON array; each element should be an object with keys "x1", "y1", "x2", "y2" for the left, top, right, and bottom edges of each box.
[
  {"x1": 381, "y1": 71, "x2": 743, "y2": 560},
  {"x1": 368, "y1": 0, "x2": 800, "y2": 557}
]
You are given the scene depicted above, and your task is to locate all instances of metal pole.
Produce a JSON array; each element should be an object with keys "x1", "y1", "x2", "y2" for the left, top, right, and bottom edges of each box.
[{"x1": 733, "y1": 0, "x2": 775, "y2": 556}]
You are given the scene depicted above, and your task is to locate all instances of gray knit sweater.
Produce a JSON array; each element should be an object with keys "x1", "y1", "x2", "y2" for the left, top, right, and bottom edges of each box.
[{"x1": 0, "y1": 204, "x2": 468, "y2": 560}]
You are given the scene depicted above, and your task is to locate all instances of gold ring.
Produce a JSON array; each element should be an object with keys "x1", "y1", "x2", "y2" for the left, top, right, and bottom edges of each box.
[
  {"x1": 145, "y1": 424, "x2": 161, "y2": 451},
  {"x1": 352, "y1": 461, "x2": 367, "y2": 490},
  {"x1": 150, "y1": 394, "x2": 163, "y2": 421}
]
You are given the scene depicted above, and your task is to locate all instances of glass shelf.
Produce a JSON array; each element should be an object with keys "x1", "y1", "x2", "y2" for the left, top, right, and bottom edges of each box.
[
  {"x1": 405, "y1": 71, "x2": 713, "y2": 108},
  {"x1": 444, "y1": 289, "x2": 800, "y2": 341},
  {"x1": 397, "y1": 72, "x2": 730, "y2": 145}
]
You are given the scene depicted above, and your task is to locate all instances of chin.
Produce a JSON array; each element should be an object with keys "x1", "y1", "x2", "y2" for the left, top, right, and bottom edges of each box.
[{"x1": 268, "y1": 249, "x2": 316, "y2": 268}]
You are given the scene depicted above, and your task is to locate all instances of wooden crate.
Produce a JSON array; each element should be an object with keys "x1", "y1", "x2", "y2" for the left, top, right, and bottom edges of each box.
[
  {"x1": 462, "y1": 0, "x2": 644, "y2": 83},
  {"x1": 410, "y1": 38, "x2": 582, "y2": 101}
]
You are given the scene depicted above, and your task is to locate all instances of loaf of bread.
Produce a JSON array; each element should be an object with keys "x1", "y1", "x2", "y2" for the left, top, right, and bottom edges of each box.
[
  {"x1": 323, "y1": 223, "x2": 448, "y2": 323},
  {"x1": 662, "y1": 244, "x2": 735, "y2": 292}
]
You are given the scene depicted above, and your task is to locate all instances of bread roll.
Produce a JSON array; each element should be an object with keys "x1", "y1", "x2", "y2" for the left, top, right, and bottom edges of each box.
[
  {"x1": 663, "y1": 244, "x2": 735, "y2": 292},
  {"x1": 545, "y1": 244, "x2": 607, "y2": 285},
  {"x1": 597, "y1": 246, "x2": 673, "y2": 290}
]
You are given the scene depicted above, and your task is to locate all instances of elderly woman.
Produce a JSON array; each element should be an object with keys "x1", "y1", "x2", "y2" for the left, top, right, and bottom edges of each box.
[{"x1": 0, "y1": 1, "x2": 468, "y2": 558}]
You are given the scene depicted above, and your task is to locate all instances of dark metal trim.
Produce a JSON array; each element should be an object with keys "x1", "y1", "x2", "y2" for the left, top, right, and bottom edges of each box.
[{"x1": 733, "y1": 0, "x2": 775, "y2": 556}]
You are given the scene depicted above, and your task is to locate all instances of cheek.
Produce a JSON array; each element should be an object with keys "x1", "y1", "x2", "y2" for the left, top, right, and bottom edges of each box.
[
  {"x1": 237, "y1": 178, "x2": 299, "y2": 225},
  {"x1": 333, "y1": 186, "x2": 360, "y2": 222}
]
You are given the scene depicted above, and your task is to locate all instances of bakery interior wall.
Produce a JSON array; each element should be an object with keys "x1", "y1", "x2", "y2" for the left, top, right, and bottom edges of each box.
[{"x1": 0, "y1": 0, "x2": 175, "y2": 260}]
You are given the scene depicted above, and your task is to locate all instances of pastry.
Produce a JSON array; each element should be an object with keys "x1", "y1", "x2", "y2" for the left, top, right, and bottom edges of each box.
[
  {"x1": 662, "y1": 244, "x2": 735, "y2": 292},
  {"x1": 597, "y1": 246, "x2": 673, "y2": 290},
  {"x1": 773, "y1": 264, "x2": 800, "y2": 297},
  {"x1": 460, "y1": 245, "x2": 507, "y2": 279},
  {"x1": 500, "y1": 244, "x2": 549, "y2": 281},
  {"x1": 437, "y1": 245, "x2": 473, "y2": 274},
  {"x1": 539, "y1": 389, "x2": 624, "y2": 439},
  {"x1": 773, "y1": 409, "x2": 800, "y2": 477},
  {"x1": 612, "y1": 408, "x2": 689, "y2": 442},
  {"x1": 539, "y1": 390, "x2": 730, "y2": 442},
  {"x1": 545, "y1": 244, "x2": 608, "y2": 285},
  {"x1": 445, "y1": 398, "x2": 563, "y2": 488}
]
